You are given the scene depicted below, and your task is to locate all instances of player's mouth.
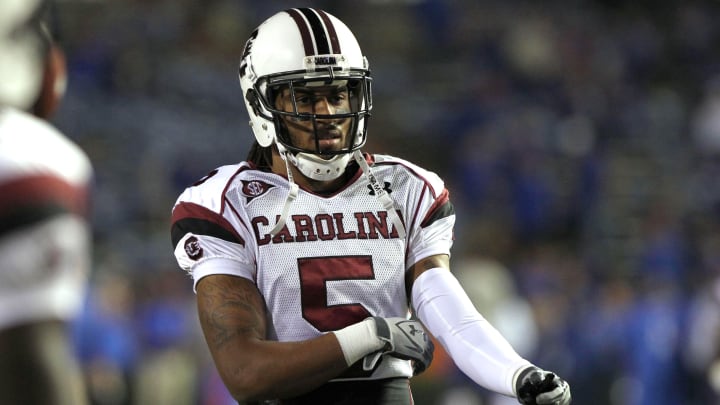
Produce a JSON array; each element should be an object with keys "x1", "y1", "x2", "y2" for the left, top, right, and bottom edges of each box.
[
  {"x1": 318, "y1": 136, "x2": 341, "y2": 148},
  {"x1": 316, "y1": 127, "x2": 343, "y2": 149}
]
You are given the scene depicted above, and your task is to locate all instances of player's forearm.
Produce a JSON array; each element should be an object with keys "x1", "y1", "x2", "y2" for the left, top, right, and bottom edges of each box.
[
  {"x1": 214, "y1": 319, "x2": 385, "y2": 401},
  {"x1": 197, "y1": 274, "x2": 385, "y2": 401},
  {"x1": 214, "y1": 333, "x2": 349, "y2": 401}
]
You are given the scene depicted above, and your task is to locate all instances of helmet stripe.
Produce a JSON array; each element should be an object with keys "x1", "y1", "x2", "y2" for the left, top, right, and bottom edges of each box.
[
  {"x1": 316, "y1": 9, "x2": 341, "y2": 54},
  {"x1": 285, "y1": 8, "x2": 314, "y2": 56},
  {"x1": 286, "y1": 8, "x2": 340, "y2": 56},
  {"x1": 297, "y1": 8, "x2": 331, "y2": 55}
]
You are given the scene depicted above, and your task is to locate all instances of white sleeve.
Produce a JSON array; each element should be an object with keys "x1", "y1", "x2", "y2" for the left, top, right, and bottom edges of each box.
[
  {"x1": 411, "y1": 267, "x2": 532, "y2": 397},
  {"x1": 173, "y1": 233, "x2": 255, "y2": 292}
]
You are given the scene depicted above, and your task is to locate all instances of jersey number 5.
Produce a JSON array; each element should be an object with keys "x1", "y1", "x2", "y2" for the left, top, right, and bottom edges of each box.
[{"x1": 298, "y1": 255, "x2": 374, "y2": 331}]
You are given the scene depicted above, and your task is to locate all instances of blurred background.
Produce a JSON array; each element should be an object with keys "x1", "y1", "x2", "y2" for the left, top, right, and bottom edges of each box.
[{"x1": 47, "y1": 0, "x2": 720, "y2": 404}]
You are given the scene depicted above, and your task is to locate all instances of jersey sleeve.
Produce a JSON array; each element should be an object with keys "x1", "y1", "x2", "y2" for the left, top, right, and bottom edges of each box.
[
  {"x1": 394, "y1": 158, "x2": 455, "y2": 267},
  {"x1": 170, "y1": 166, "x2": 256, "y2": 289},
  {"x1": 407, "y1": 188, "x2": 455, "y2": 266}
]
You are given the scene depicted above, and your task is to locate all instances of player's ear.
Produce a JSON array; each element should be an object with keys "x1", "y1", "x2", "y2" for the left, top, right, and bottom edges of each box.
[
  {"x1": 32, "y1": 21, "x2": 67, "y2": 119},
  {"x1": 32, "y1": 25, "x2": 67, "y2": 119}
]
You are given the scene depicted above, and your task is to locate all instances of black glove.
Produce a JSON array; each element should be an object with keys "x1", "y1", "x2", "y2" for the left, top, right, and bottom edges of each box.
[
  {"x1": 362, "y1": 317, "x2": 434, "y2": 375},
  {"x1": 516, "y1": 366, "x2": 571, "y2": 405}
]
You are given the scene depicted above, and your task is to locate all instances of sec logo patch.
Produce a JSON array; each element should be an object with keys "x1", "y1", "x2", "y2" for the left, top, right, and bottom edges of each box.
[{"x1": 241, "y1": 180, "x2": 274, "y2": 202}]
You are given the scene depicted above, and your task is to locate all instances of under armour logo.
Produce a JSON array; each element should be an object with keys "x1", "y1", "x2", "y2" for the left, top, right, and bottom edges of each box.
[
  {"x1": 367, "y1": 182, "x2": 392, "y2": 196},
  {"x1": 407, "y1": 324, "x2": 424, "y2": 336}
]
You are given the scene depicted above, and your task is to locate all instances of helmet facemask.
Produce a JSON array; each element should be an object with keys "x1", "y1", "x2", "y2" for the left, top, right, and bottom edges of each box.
[
  {"x1": 252, "y1": 67, "x2": 371, "y2": 180},
  {"x1": 257, "y1": 72, "x2": 371, "y2": 158}
]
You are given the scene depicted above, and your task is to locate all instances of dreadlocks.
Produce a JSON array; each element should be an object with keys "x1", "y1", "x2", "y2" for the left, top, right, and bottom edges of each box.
[{"x1": 246, "y1": 140, "x2": 273, "y2": 171}]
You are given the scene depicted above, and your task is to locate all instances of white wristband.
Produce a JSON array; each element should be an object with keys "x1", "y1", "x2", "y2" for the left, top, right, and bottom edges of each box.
[{"x1": 333, "y1": 318, "x2": 385, "y2": 366}]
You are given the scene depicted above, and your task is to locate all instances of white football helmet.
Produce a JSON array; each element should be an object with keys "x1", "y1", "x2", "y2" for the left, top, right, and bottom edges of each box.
[
  {"x1": 238, "y1": 8, "x2": 372, "y2": 181},
  {"x1": 0, "y1": 0, "x2": 46, "y2": 110}
]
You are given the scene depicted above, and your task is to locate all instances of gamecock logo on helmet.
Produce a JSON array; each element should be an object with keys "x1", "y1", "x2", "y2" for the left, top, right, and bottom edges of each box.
[{"x1": 184, "y1": 236, "x2": 203, "y2": 260}]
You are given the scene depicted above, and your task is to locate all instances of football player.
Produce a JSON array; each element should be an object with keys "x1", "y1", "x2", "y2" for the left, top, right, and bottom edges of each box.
[
  {"x1": 171, "y1": 7, "x2": 570, "y2": 405},
  {"x1": 0, "y1": 0, "x2": 93, "y2": 404}
]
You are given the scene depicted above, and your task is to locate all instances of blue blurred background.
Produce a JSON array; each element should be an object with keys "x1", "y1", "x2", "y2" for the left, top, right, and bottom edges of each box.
[{"x1": 50, "y1": 0, "x2": 720, "y2": 404}]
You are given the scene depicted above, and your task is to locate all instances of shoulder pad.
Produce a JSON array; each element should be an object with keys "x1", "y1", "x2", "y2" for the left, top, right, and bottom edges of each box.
[{"x1": 173, "y1": 163, "x2": 245, "y2": 214}]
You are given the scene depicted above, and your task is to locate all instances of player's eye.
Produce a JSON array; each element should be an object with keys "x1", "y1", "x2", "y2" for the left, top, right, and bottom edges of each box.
[
  {"x1": 330, "y1": 93, "x2": 347, "y2": 105},
  {"x1": 295, "y1": 91, "x2": 315, "y2": 106},
  {"x1": 294, "y1": 94, "x2": 313, "y2": 105}
]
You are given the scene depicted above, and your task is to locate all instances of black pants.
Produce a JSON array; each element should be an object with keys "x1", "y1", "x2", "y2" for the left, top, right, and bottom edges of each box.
[{"x1": 242, "y1": 378, "x2": 413, "y2": 405}]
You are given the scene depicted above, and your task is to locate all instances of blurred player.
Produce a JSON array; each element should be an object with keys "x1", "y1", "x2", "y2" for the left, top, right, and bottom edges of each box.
[
  {"x1": 0, "y1": 0, "x2": 93, "y2": 404},
  {"x1": 171, "y1": 7, "x2": 570, "y2": 404}
]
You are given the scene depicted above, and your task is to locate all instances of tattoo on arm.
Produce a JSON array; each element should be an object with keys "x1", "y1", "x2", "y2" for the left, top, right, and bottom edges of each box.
[{"x1": 197, "y1": 276, "x2": 267, "y2": 350}]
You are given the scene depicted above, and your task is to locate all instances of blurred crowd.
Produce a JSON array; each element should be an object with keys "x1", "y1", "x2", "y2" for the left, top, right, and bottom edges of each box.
[{"x1": 48, "y1": 0, "x2": 720, "y2": 404}]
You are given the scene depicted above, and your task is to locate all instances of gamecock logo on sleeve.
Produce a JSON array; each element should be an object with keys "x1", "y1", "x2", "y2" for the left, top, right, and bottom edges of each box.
[{"x1": 184, "y1": 236, "x2": 203, "y2": 260}]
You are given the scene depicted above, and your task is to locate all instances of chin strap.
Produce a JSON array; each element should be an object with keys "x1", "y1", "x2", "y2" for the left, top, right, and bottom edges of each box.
[
  {"x1": 269, "y1": 149, "x2": 406, "y2": 239},
  {"x1": 353, "y1": 150, "x2": 406, "y2": 239},
  {"x1": 269, "y1": 150, "x2": 299, "y2": 236}
]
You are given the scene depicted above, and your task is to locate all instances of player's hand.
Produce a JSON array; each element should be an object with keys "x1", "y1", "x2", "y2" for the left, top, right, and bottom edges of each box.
[
  {"x1": 362, "y1": 317, "x2": 434, "y2": 375},
  {"x1": 515, "y1": 366, "x2": 571, "y2": 405}
]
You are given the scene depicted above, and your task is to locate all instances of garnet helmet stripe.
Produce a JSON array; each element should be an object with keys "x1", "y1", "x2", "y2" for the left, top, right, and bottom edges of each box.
[
  {"x1": 285, "y1": 8, "x2": 314, "y2": 56},
  {"x1": 297, "y1": 8, "x2": 330, "y2": 55},
  {"x1": 285, "y1": 8, "x2": 340, "y2": 56},
  {"x1": 315, "y1": 9, "x2": 341, "y2": 54}
]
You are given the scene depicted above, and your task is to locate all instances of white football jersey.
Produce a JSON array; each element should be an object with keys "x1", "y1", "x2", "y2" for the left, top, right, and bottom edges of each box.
[
  {"x1": 171, "y1": 153, "x2": 455, "y2": 379},
  {"x1": 0, "y1": 107, "x2": 93, "y2": 330}
]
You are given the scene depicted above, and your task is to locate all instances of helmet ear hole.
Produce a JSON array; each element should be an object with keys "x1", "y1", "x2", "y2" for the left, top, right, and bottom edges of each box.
[
  {"x1": 245, "y1": 89, "x2": 262, "y2": 117},
  {"x1": 245, "y1": 88, "x2": 275, "y2": 147}
]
